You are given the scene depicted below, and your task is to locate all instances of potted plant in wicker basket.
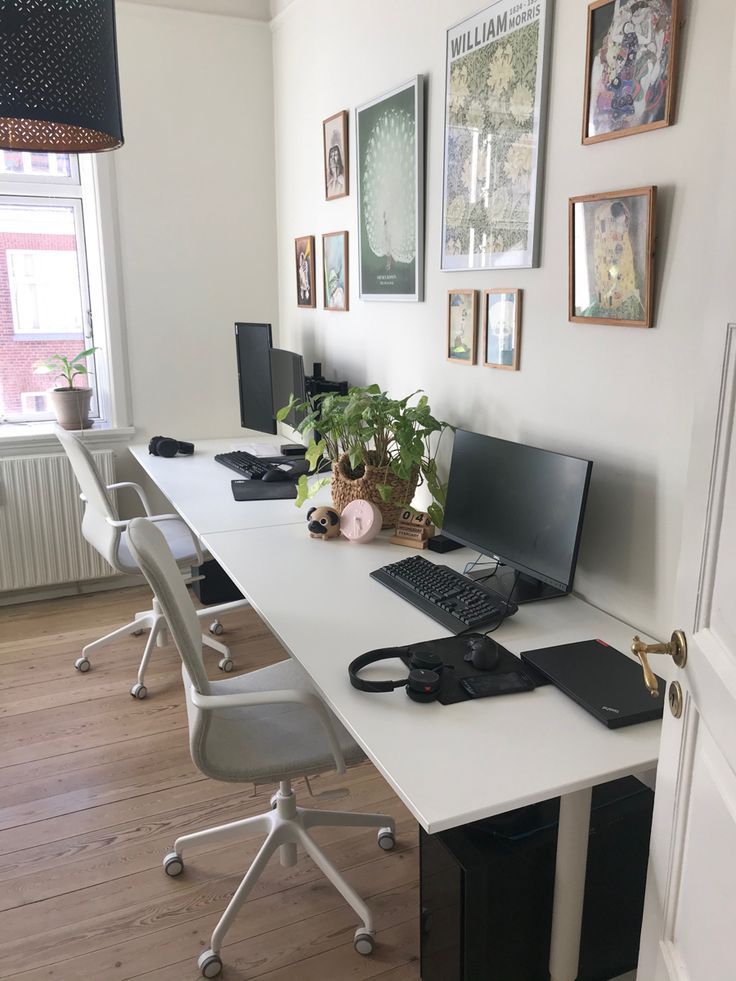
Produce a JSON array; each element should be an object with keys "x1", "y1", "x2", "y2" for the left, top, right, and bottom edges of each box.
[
  {"x1": 278, "y1": 385, "x2": 451, "y2": 528},
  {"x1": 34, "y1": 347, "x2": 98, "y2": 430}
]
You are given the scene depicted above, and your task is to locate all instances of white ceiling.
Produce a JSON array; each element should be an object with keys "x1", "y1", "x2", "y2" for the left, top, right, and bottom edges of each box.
[{"x1": 123, "y1": 0, "x2": 294, "y2": 21}]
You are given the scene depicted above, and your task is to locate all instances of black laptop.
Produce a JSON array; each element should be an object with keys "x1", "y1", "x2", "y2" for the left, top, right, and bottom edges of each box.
[{"x1": 520, "y1": 638, "x2": 665, "y2": 729}]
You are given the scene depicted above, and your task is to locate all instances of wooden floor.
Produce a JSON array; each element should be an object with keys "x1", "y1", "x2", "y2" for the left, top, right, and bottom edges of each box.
[{"x1": 0, "y1": 587, "x2": 420, "y2": 981}]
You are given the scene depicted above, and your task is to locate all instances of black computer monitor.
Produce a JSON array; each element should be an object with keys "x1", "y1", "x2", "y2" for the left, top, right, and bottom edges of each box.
[
  {"x1": 270, "y1": 348, "x2": 307, "y2": 429},
  {"x1": 442, "y1": 430, "x2": 593, "y2": 604},
  {"x1": 234, "y1": 322, "x2": 276, "y2": 434}
]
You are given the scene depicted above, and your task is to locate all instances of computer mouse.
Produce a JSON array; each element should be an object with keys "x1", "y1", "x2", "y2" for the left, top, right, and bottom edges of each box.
[
  {"x1": 262, "y1": 467, "x2": 293, "y2": 483},
  {"x1": 465, "y1": 635, "x2": 500, "y2": 671}
]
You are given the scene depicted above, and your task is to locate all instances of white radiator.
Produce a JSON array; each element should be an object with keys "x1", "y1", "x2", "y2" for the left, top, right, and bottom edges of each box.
[{"x1": 0, "y1": 451, "x2": 117, "y2": 591}]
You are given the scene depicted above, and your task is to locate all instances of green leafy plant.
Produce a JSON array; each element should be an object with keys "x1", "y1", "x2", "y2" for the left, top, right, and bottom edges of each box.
[
  {"x1": 277, "y1": 385, "x2": 452, "y2": 527},
  {"x1": 34, "y1": 347, "x2": 98, "y2": 390}
]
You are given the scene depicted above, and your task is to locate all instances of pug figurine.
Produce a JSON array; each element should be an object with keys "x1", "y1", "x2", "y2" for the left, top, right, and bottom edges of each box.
[{"x1": 307, "y1": 506, "x2": 341, "y2": 540}]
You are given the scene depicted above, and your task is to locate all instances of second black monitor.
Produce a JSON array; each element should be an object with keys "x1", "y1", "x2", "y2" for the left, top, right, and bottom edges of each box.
[
  {"x1": 270, "y1": 348, "x2": 307, "y2": 429},
  {"x1": 442, "y1": 429, "x2": 592, "y2": 603}
]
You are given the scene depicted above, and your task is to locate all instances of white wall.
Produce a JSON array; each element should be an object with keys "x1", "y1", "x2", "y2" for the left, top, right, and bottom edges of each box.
[
  {"x1": 114, "y1": 2, "x2": 278, "y2": 444},
  {"x1": 271, "y1": 0, "x2": 736, "y2": 639}
]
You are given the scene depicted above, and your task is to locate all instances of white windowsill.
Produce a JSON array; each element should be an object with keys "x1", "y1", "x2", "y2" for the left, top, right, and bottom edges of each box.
[{"x1": 0, "y1": 420, "x2": 136, "y2": 456}]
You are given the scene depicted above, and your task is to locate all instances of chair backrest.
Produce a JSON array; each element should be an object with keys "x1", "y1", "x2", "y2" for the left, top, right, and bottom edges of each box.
[
  {"x1": 126, "y1": 517, "x2": 212, "y2": 696},
  {"x1": 56, "y1": 428, "x2": 122, "y2": 570}
]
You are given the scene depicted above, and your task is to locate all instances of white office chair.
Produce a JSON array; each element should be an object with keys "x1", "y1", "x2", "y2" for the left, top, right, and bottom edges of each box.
[
  {"x1": 57, "y1": 429, "x2": 249, "y2": 698},
  {"x1": 125, "y1": 516, "x2": 396, "y2": 978}
]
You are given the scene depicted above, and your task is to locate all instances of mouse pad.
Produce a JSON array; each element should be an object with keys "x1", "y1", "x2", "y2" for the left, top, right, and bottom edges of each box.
[{"x1": 395, "y1": 633, "x2": 549, "y2": 705}]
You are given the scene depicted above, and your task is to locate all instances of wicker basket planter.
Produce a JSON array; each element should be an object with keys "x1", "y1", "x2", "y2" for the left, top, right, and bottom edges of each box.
[{"x1": 331, "y1": 453, "x2": 419, "y2": 529}]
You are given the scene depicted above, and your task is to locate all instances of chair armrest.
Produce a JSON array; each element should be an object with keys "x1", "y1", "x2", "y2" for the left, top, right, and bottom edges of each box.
[
  {"x1": 190, "y1": 686, "x2": 347, "y2": 773},
  {"x1": 106, "y1": 481, "x2": 154, "y2": 516}
]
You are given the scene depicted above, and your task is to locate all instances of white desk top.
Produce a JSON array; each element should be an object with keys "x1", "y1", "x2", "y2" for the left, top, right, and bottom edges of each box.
[
  {"x1": 129, "y1": 437, "x2": 329, "y2": 535},
  {"x1": 204, "y1": 523, "x2": 661, "y2": 834}
]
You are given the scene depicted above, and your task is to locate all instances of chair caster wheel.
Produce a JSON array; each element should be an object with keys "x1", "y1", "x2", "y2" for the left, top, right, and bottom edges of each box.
[
  {"x1": 163, "y1": 851, "x2": 183, "y2": 877},
  {"x1": 270, "y1": 792, "x2": 279, "y2": 809},
  {"x1": 131, "y1": 628, "x2": 145, "y2": 636},
  {"x1": 130, "y1": 683, "x2": 147, "y2": 699},
  {"x1": 209, "y1": 621, "x2": 224, "y2": 636},
  {"x1": 354, "y1": 929, "x2": 375, "y2": 955},
  {"x1": 198, "y1": 949, "x2": 223, "y2": 978},
  {"x1": 74, "y1": 657, "x2": 91, "y2": 673},
  {"x1": 377, "y1": 827, "x2": 395, "y2": 851},
  {"x1": 218, "y1": 657, "x2": 234, "y2": 673}
]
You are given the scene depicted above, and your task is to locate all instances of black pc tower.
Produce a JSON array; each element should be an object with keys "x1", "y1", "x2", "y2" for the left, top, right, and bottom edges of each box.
[{"x1": 420, "y1": 777, "x2": 653, "y2": 981}]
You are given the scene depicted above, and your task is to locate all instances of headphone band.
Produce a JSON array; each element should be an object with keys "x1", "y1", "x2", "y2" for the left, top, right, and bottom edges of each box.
[{"x1": 348, "y1": 648, "x2": 409, "y2": 692}]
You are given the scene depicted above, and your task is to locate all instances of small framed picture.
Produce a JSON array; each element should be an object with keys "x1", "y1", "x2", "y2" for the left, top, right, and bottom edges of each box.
[
  {"x1": 569, "y1": 187, "x2": 656, "y2": 328},
  {"x1": 323, "y1": 110, "x2": 349, "y2": 200},
  {"x1": 583, "y1": 0, "x2": 680, "y2": 145},
  {"x1": 294, "y1": 235, "x2": 316, "y2": 309},
  {"x1": 482, "y1": 289, "x2": 521, "y2": 371},
  {"x1": 447, "y1": 290, "x2": 477, "y2": 364},
  {"x1": 323, "y1": 231, "x2": 349, "y2": 312}
]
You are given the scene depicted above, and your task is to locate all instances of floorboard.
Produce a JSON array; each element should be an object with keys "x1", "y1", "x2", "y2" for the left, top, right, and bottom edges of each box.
[{"x1": 0, "y1": 587, "x2": 420, "y2": 979}]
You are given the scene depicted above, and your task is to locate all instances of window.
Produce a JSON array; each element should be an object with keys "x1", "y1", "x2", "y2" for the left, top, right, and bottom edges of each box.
[{"x1": 0, "y1": 150, "x2": 108, "y2": 425}]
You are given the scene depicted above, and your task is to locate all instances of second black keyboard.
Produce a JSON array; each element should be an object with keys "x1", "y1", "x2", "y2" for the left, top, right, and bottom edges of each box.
[
  {"x1": 215, "y1": 450, "x2": 293, "y2": 481},
  {"x1": 370, "y1": 554, "x2": 518, "y2": 634}
]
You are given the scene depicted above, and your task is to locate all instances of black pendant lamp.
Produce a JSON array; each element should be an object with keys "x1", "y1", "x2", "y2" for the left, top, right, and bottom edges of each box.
[{"x1": 0, "y1": 0, "x2": 124, "y2": 153}]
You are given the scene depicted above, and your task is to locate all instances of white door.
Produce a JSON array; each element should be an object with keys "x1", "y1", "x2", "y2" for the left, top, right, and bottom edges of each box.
[{"x1": 636, "y1": 321, "x2": 736, "y2": 980}]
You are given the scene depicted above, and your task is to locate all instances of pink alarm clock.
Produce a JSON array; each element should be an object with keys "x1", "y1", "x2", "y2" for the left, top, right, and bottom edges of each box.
[{"x1": 340, "y1": 499, "x2": 382, "y2": 543}]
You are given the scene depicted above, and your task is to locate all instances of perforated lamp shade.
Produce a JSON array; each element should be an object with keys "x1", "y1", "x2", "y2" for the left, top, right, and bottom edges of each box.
[{"x1": 0, "y1": 0, "x2": 123, "y2": 153}]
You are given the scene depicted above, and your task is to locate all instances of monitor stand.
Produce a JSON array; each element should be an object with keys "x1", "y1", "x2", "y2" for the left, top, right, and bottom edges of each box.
[{"x1": 467, "y1": 564, "x2": 568, "y2": 605}]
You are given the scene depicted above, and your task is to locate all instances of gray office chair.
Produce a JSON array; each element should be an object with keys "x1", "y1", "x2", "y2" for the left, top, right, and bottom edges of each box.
[
  {"x1": 57, "y1": 429, "x2": 249, "y2": 697},
  {"x1": 126, "y1": 517, "x2": 396, "y2": 978}
]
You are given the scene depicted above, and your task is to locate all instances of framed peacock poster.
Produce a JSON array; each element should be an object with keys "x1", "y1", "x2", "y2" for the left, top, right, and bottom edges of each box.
[
  {"x1": 356, "y1": 76, "x2": 424, "y2": 302},
  {"x1": 441, "y1": 0, "x2": 553, "y2": 271}
]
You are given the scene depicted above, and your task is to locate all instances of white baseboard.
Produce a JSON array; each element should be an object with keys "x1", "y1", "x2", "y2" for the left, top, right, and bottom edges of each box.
[{"x1": 0, "y1": 573, "x2": 145, "y2": 607}]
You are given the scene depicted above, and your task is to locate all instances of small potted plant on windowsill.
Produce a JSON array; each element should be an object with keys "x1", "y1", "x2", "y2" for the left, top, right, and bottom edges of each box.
[
  {"x1": 278, "y1": 384, "x2": 452, "y2": 528},
  {"x1": 34, "y1": 348, "x2": 99, "y2": 431}
]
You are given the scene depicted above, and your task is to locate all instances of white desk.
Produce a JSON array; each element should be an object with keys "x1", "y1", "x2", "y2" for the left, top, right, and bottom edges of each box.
[
  {"x1": 129, "y1": 436, "x2": 329, "y2": 535},
  {"x1": 204, "y1": 524, "x2": 660, "y2": 833},
  {"x1": 130, "y1": 445, "x2": 661, "y2": 981}
]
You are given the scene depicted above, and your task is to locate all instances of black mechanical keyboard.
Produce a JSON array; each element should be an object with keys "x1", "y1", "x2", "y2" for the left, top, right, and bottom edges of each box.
[
  {"x1": 214, "y1": 451, "x2": 293, "y2": 481},
  {"x1": 370, "y1": 555, "x2": 518, "y2": 634}
]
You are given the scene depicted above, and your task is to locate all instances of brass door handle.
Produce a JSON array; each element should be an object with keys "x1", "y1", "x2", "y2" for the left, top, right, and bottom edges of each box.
[{"x1": 631, "y1": 630, "x2": 687, "y2": 698}]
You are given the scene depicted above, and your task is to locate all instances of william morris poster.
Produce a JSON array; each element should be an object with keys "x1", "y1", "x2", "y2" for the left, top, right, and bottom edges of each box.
[
  {"x1": 441, "y1": 0, "x2": 552, "y2": 271},
  {"x1": 356, "y1": 76, "x2": 424, "y2": 302}
]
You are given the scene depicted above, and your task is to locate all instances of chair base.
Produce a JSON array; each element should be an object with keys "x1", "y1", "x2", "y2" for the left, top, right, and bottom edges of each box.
[
  {"x1": 164, "y1": 779, "x2": 395, "y2": 976},
  {"x1": 75, "y1": 597, "x2": 249, "y2": 695}
]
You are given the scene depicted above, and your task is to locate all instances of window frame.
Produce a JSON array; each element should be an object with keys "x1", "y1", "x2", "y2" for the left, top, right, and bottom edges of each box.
[{"x1": 0, "y1": 151, "x2": 128, "y2": 432}]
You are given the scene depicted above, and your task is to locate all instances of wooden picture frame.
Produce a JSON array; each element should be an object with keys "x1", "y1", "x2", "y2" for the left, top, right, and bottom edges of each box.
[
  {"x1": 482, "y1": 289, "x2": 522, "y2": 371},
  {"x1": 323, "y1": 231, "x2": 349, "y2": 312},
  {"x1": 569, "y1": 186, "x2": 656, "y2": 328},
  {"x1": 582, "y1": 0, "x2": 680, "y2": 145},
  {"x1": 294, "y1": 235, "x2": 316, "y2": 309},
  {"x1": 447, "y1": 289, "x2": 477, "y2": 365},
  {"x1": 323, "y1": 110, "x2": 349, "y2": 200}
]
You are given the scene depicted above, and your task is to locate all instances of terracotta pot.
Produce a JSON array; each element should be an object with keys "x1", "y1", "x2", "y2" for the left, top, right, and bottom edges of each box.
[
  {"x1": 331, "y1": 453, "x2": 419, "y2": 529},
  {"x1": 47, "y1": 388, "x2": 93, "y2": 430}
]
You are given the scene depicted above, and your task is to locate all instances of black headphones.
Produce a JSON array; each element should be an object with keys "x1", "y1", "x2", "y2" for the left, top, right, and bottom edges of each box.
[
  {"x1": 348, "y1": 648, "x2": 448, "y2": 703},
  {"x1": 148, "y1": 435, "x2": 195, "y2": 458}
]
